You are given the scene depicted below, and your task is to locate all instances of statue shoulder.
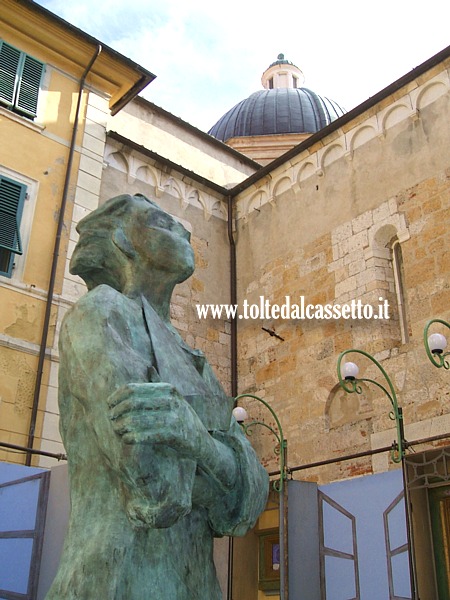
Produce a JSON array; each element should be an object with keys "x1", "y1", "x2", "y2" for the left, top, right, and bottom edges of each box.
[{"x1": 63, "y1": 285, "x2": 140, "y2": 330}]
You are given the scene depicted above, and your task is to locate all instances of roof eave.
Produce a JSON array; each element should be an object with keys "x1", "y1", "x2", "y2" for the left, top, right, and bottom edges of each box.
[{"x1": 9, "y1": 0, "x2": 156, "y2": 113}]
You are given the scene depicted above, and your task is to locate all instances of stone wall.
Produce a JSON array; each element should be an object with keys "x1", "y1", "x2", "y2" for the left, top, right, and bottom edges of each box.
[{"x1": 233, "y1": 62, "x2": 450, "y2": 483}]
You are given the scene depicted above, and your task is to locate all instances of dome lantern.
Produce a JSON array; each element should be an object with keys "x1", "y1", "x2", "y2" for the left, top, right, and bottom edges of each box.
[{"x1": 261, "y1": 53, "x2": 305, "y2": 90}]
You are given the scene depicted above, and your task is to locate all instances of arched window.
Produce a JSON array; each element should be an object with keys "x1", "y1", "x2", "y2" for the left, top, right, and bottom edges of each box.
[
  {"x1": 370, "y1": 224, "x2": 410, "y2": 346},
  {"x1": 391, "y1": 238, "x2": 409, "y2": 344}
]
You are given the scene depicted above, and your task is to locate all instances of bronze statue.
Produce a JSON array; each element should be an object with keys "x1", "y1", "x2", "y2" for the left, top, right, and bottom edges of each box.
[{"x1": 47, "y1": 194, "x2": 268, "y2": 599}]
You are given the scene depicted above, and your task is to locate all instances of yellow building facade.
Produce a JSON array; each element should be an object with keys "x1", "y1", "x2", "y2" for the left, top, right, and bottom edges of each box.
[{"x1": 0, "y1": 0, "x2": 154, "y2": 465}]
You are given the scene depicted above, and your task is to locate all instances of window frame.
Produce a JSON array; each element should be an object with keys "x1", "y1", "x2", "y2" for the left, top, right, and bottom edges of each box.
[{"x1": 0, "y1": 40, "x2": 45, "y2": 120}]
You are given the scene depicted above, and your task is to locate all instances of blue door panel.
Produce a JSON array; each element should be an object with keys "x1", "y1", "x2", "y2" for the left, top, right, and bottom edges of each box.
[
  {"x1": 322, "y1": 500, "x2": 354, "y2": 555},
  {"x1": 0, "y1": 479, "x2": 40, "y2": 532},
  {"x1": 0, "y1": 463, "x2": 49, "y2": 600},
  {"x1": 324, "y1": 555, "x2": 357, "y2": 599},
  {"x1": 319, "y1": 469, "x2": 411, "y2": 600},
  {"x1": 0, "y1": 538, "x2": 34, "y2": 594}
]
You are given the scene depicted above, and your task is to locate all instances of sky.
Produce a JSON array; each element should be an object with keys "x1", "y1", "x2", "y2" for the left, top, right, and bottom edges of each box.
[{"x1": 35, "y1": 0, "x2": 450, "y2": 133}]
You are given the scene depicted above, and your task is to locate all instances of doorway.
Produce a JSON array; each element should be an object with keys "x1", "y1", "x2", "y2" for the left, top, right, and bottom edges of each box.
[
  {"x1": 405, "y1": 446, "x2": 450, "y2": 600},
  {"x1": 429, "y1": 485, "x2": 450, "y2": 599}
]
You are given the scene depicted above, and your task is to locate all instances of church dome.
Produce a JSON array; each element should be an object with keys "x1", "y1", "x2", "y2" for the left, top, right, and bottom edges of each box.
[{"x1": 208, "y1": 54, "x2": 345, "y2": 142}]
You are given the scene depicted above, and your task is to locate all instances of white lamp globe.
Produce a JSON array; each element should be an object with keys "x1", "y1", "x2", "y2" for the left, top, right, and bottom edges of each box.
[
  {"x1": 428, "y1": 333, "x2": 447, "y2": 354},
  {"x1": 232, "y1": 406, "x2": 249, "y2": 423},
  {"x1": 342, "y1": 361, "x2": 359, "y2": 380}
]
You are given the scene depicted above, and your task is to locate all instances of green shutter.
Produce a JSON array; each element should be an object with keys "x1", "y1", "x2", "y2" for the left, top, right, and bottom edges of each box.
[
  {"x1": 0, "y1": 41, "x2": 21, "y2": 107},
  {"x1": 0, "y1": 41, "x2": 44, "y2": 118},
  {"x1": 0, "y1": 176, "x2": 26, "y2": 255},
  {"x1": 16, "y1": 53, "x2": 44, "y2": 117}
]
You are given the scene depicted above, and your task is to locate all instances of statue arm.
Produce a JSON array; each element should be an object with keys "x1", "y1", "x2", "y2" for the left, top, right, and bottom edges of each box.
[
  {"x1": 205, "y1": 420, "x2": 269, "y2": 536},
  {"x1": 187, "y1": 356, "x2": 269, "y2": 534},
  {"x1": 108, "y1": 382, "x2": 268, "y2": 533},
  {"x1": 198, "y1": 361, "x2": 269, "y2": 534},
  {"x1": 108, "y1": 382, "x2": 242, "y2": 495}
]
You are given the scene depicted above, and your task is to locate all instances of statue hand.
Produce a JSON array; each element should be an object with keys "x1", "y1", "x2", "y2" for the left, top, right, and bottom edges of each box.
[{"x1": 108, "y1": 382, "x2": 206, "y2": 457}]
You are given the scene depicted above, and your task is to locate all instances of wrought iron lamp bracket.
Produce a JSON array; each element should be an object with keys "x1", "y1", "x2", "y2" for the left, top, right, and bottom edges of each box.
[
  {"x1": 337, "y1": 349, "x2": 405, "y2": 463},
  {"x1": 424, "y1": 318, "x2": 450, "y2": 370},
  {"x1": 234, "y1": 393, "x2": 287, "y2": 492}
]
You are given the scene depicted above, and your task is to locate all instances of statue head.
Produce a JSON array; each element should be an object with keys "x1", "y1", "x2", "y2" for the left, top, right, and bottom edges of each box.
[{"x1": 70, "y1": 194, "x2": 195, "y2": 293}]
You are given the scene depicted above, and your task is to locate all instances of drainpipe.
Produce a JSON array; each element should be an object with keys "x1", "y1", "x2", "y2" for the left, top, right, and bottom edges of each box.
[
  {"x1": 26, "y1": 45, "x2": 102, "y2": 465},
  {"x1": 227, "y1": 194, "x2": 238, "y2": 600},
  {"x1": 227, "y1": 194, "x2": 238, "y2": 397}
]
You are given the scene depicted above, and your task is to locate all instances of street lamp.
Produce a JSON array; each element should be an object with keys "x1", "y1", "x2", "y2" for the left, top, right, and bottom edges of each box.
[
  {"x1": 337, "y1": 349, "x2": 406, "y2": 462},
  {"x1": 233, "y1": 394, "x2": 288, "y2": 600},
  {"x1": 337, "y1": 349, "x2": 416, "y2": 598},
  {"x1": 423, "y1": 318, "x2": 450, "y2": 370}
]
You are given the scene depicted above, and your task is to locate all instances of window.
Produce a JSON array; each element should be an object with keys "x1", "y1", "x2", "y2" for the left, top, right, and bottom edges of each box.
[
  {"x1": 391, "y1": 238, "x2": 410, "y2": 344},
  {"x1": 371, "y1": 223, "x2": 410, "y2": 345},
  {"x1": 0, "y1": 175, "x2": 27, "y2": 277},
  {"x1": 0, "y1": 41, "x2": 45, "y2": 120}
]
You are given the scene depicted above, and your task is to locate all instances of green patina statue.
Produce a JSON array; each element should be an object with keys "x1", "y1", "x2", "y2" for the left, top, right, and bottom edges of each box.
[{"x1": 46, "y1": 194, "x2": 268, "y2": 599}]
